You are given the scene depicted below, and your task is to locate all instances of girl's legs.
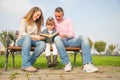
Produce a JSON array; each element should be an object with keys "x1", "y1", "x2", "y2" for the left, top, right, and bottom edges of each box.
[
  {"x1": 52, "y1": 43, "x2": 59, "y2": 66},
  {"x1": 44, "y1": 43, "x2": 52, "y2": 67}
]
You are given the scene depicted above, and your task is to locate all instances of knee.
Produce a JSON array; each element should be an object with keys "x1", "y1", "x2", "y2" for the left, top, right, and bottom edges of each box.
[
  {"x1": 23, "y1": 35, "x2": 31, "y2": 41},
  {"x1": 36, "y1": 41, "x2": 46, "y2": 49},
  {"x1": 54, "y1": 36, "x2": 62, "y2": 42},
  {"x1": 22, "y1": 35, "x2": 32, "y2": 44},
  {"x1": 79, "y1": 35, "x2": 89, "y2": 44}
]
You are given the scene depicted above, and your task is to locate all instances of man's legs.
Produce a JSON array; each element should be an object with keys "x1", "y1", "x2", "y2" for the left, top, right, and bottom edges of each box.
[
  {"x1": 67, "y1": 36, "x2": 92, "y2": 64},
  {"x1": 54, "y1": 36, "x2": 70, "y2": 64},
  {"x1": 66, "y1": 36, "x2": 98, "y2": 72},
  {"x1": 54, "y1": 36, "x2": 72, "y2": 71}
]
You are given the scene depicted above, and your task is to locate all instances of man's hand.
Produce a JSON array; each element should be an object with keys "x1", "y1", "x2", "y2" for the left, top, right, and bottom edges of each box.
[{"x1": 59, "y1": 34, "x2": 68, "y2": 38}]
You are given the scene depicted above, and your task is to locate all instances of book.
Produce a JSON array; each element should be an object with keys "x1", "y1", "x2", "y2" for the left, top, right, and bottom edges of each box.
[
  {"x1": 40, "y1": 32, "x2": 59, "y2": 43},
  {"x1": 40, "y1": 32, "x2": 59, "y2": 38}
]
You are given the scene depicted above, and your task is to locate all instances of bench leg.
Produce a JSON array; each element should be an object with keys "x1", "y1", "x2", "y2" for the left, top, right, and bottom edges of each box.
[
  {"x1": 11, "y1": 52, "x2": 15, "y2": 68},
  {"x1": 74, "y1": 51, "x2": 78, "y2": 64},
  {"x1": 4, "y1": 48, "x2": 9, "y2": 70}
]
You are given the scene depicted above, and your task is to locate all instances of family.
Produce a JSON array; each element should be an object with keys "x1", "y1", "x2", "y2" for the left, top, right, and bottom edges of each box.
[{"x1": 16, "y1": 6, "x2": 98, "y2": 73}]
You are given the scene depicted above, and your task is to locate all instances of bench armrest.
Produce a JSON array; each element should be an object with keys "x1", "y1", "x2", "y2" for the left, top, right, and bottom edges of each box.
[{"x1": 6, "y1": 32, "x2": 16, "y2": 47}]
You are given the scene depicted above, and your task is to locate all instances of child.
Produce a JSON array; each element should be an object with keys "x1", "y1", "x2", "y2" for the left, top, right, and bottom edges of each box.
[{"x1": 41, "y1": 17, "x2": 59, "y2": 67}]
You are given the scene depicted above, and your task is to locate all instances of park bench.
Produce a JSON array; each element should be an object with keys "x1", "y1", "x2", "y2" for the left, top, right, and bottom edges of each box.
[{"x1": 4, "y1": 31, "x2": 81, "y2": 70}]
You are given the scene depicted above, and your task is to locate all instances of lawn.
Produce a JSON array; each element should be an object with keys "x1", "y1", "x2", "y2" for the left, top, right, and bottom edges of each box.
[{"x1": 0, "y1": 53, "x2": 120, "y2": 69}]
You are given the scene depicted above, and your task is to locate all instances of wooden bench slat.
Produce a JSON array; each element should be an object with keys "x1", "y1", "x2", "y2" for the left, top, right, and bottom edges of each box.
[{"x1": 8, "y1": 46, "x2": 81, "y2": 51}]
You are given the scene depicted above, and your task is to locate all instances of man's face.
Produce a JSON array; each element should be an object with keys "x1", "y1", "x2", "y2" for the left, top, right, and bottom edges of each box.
[{"x1": 54, "y1": 11, "x2": 63, "y2": 22}]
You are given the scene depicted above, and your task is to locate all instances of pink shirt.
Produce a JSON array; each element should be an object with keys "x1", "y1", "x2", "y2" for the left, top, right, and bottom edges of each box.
[{"x1": 55, "y1": 18, "x2": 75, "y2": 38}]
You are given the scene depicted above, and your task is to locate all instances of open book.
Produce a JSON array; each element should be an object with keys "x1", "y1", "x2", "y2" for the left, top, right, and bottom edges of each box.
[
  {"x1": 40, "y1": 32, "x2": 59, "y2": 38},
  {"x1": 40, "y1": 32, "x2": 59, "y2": 43}
]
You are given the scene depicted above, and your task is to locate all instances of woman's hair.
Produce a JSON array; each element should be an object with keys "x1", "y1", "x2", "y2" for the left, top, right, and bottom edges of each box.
[
  {"x1": 24, "y1": 6, "x2": 44, "y2": 33},
  {"x1": 54, "y1": 7, "x2": 64, "y2": 15},
  {"x1": 46, "y1": 17, "x2": 54, "y2": 26}
]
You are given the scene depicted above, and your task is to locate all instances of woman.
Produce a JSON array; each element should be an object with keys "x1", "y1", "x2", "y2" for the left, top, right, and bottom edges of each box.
[{"x1": 17, "y1": 7, "x2": 46, "y2": 72}]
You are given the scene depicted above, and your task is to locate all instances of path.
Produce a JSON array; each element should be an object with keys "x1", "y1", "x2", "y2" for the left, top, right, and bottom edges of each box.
[{"x1": 0, "y1": 66, "x2": 120, "y2": 80}]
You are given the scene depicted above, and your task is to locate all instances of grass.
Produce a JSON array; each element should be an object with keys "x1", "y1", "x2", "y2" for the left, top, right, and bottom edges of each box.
[{"x1": 0, "y1": 53, "x2": 120, "y2": 69}]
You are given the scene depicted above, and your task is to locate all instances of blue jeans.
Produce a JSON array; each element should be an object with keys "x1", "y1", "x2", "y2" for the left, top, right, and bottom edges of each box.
[
  {"x1": 54, "y1": 36, "x2": 70, "y2": 65},
  {"x1": 17, "y1": 35, "x2": 46, "y2": 68},
  {"x1": 61, "y1": 36, "x2": 92, "y2": 64}
]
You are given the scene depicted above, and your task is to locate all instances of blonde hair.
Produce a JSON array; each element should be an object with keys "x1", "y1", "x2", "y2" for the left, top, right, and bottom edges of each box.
[
  {"x1": 24, "y1": 6, "x2": 44, "y2": 33},
  {"x1": 46, "y1": 17, "x2": 54, "y2": 26}
]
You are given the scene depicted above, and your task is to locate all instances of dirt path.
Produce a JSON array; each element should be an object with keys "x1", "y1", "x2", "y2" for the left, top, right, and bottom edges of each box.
[{"x1": 0, "y1": 66, "x2": 120, "y2": 80}]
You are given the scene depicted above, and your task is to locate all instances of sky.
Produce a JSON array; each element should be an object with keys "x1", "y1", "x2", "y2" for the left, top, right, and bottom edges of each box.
[{"x1": 0, "y1": 0, "x2": 120, "y2": 47}]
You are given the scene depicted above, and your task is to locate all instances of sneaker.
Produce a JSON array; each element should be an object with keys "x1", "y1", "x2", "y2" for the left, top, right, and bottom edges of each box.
[
  {"x1": 64, "y1": 62, "x2": 72, "y2": 72},
  {"x1": 22, "y1": 66, "x2": 37, "y2": 72},
  {"x1": 83, "y1": 63, "x2": 98, "y2": 73}
]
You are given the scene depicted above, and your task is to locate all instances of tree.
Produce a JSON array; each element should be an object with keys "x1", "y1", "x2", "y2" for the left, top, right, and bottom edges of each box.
[
  {"x1": 0, "y1": 30, "x2": 15, "y2": 47},
  {"x1": 88, "y1": 38, "x2": 93, "y2": 48},
  {"x1": 94, "y1": 41, "x2": 106, "y2": 55},
  {"x1": 108, "y1": 44, "x2": 116, "y2": 53}
]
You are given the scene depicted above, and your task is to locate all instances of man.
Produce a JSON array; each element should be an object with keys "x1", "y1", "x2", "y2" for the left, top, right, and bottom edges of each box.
[{"x1": 54, "y1": 7, "x2": 98, "y2": 73}]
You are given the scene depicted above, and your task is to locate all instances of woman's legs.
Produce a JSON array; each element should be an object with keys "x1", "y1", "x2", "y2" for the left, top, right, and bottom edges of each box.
[
  {"x1": 17, "y1": 35, "x2": 46, "y2": 68},
  {"x1": 30, "y1": 40, "x2": 46, "y2": 65},
  {"x1": 17, "y1": 35, "x2": 32, "y2": 68}
]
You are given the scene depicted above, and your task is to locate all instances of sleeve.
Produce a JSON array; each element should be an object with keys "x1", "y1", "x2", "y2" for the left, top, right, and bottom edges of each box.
[
  {"x1": 67, "y1": 19, "x2": 75, "y2": 38},
  {"x1": 19, "y1": 19, "x2": 29, "y2": 36}
]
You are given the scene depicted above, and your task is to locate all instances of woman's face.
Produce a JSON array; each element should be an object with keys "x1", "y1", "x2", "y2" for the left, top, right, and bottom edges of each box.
[{"x1": 33, "y1": 11, "x2": 41, "y2": 21}]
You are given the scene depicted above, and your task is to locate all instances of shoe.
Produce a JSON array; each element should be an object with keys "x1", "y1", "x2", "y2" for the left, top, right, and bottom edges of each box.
[
  {"x1": 53, "y1": 55, "x2": 59, "y2": 67},
  {"x1": 83, "y1": 63, "x2": 98, "y2": 73},
  {"x1": 22, "y1": 66, "x2": 37, "y2": 72},
  {"x1": 46, "y1": 56, "x2": 53, "y2": 68},
  {"x1": 64, "y1": 62, "x2": 72, "y2": 72}
]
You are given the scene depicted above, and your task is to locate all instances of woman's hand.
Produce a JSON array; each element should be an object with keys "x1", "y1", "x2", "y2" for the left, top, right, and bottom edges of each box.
[{"x1": 32, "y1": 35, "x2": 46, "y2": 41}]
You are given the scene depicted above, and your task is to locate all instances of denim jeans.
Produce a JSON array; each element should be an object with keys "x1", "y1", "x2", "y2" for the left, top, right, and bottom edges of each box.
[
  {"x1": 54, "y1": 36, "x2": 70, "y2": 65},
  {"x1": 62, "y1": 35, "x2": 92, "y2": 64},
  {"x1": 17, "y1": 35, "x2": 46, "y2": 68}
]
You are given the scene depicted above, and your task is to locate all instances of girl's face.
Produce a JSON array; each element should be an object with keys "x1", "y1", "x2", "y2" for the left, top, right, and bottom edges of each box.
[
  {"x1": 47, "y1": 24, "x2": 54, "y2": 31},
  {"x1": 33, "y1": 11, "x2": 41, "y2": 21}
]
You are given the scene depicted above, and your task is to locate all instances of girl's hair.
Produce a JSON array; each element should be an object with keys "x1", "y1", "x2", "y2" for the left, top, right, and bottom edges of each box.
[
  {"x1": 24, "y1": 6, "x2": 44, "y2": 33},
  {"x1": 46, "y1": 17, "x2": 55, "y2": 26}
]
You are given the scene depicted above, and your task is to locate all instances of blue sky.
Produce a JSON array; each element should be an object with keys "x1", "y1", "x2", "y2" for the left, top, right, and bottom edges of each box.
[{"x1": 0, "y1": 0, "x2": 120, "y2": 46}]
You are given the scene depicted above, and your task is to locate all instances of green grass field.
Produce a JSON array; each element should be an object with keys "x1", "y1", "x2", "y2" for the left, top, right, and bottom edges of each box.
[{"x1": 0, "y1": 53, "x2": 120, "y2": 69}]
